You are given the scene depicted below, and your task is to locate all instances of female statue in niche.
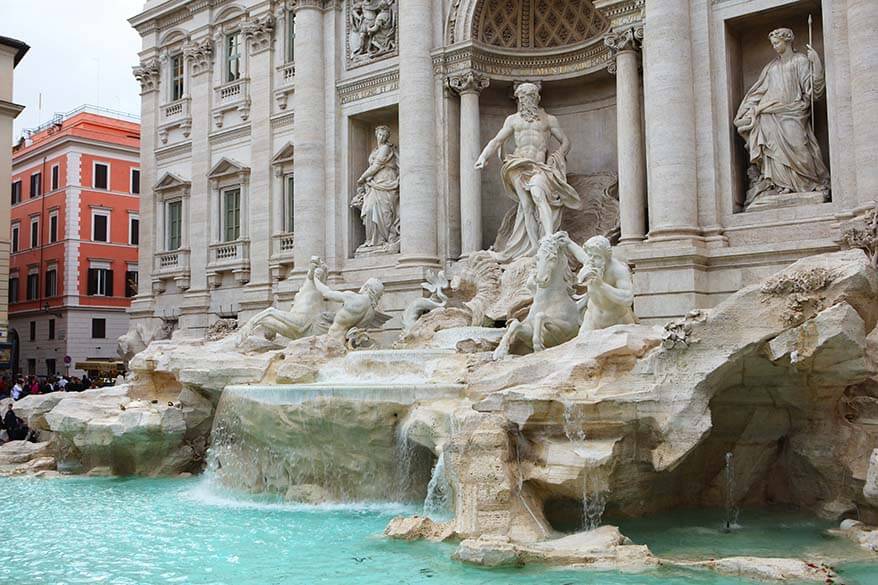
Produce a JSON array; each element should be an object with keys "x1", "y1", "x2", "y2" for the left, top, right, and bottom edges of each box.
[
  {"x1": 351, "y1": 124, "x2": 400, "y2": 255},
  {"x1": 734, "y1": 27, "x2": 830, "y2": 209}
]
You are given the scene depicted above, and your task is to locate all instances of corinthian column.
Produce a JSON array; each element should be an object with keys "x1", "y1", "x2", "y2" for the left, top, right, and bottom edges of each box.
[
  {"x1": 643, "y1": 0, "x2": 699, "y2": 240},
  {"x1": 292, "y1": 1, "x2": 326, "y2": 269},
  {"x1": 447, "y1": 71, "x2": 490, "y2": 256},
  {"x1": 398, "y1": 0, "x2": 439, "y2": 266},
  {"x1": 847, "y1": 0, "x2": 878, "y2": 208},
  {"x1": 605, "y1": 27, "x2": 646, "y2": 244}
]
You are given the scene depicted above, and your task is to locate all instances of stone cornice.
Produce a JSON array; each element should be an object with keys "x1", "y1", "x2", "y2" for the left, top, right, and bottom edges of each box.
[
  {"x1": 336, "y1": 68, "x2": 399, "y2": 105},
  {"x1": 0, "y1": 99, "x2": 25, "y2": 119}
]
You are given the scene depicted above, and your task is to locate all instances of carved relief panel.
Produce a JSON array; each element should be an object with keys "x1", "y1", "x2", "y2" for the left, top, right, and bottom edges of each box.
[{"x1": 346, "y1": 0, "x2": 398, "y2": 69}]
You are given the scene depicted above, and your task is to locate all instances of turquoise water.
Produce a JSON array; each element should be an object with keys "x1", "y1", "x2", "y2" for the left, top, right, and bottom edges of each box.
[{"x1": 1, "y1": 476, "x2": 876, "y2": 585}]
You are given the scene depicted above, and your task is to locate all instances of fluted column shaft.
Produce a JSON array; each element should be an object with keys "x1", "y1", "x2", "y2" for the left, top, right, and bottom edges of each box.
[
  {"x1": 292, "y1": 3, "x2": 326, "y2": 268},
  {"x1": 398, "y1": 0, "x2": 439, "y2": 265},
  {"x1": 448, "y1": 71, "x2": 489, "y2": 256},
  {"x1": 847, "y1": 0, "x2": 878, "y2": 208},
  {"x1": 606, "y1": 28, "x2": 646, "y2": 244},
  {"x1": 643, "y1": 0, "x2": 699, "y2": 239}
]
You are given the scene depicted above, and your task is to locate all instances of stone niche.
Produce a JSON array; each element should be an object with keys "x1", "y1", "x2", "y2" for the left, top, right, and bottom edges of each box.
[
  {"x1": 477, "y1": 76, "x2": 618, "y2": 246},
  {"x1": 725, "y1": 0, "x2": 830, "y2": 212},
  {"x1": 347, "y1": 106, "x2": 400, "y2": 258}
]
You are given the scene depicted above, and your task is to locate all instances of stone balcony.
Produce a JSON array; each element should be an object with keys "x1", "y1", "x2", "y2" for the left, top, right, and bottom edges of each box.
[
  {"x1": 269, "y1": 232, "x2": 295, "y2": 280},
  {"x1": 152, "y1": 248, "x2": 191, "y2": 292},
  {"x1": 158, "y1": 97, "x2": 191, "y2": 144},
  {"x1": 274, "y1": 62, "x2": 295, "y2": 110},
  {"x1": 207, "y1": 239, "x2": 250, "y2": 286},
  {"x1": 212, "y1": 78, "x2": 250, "y2": 128}
]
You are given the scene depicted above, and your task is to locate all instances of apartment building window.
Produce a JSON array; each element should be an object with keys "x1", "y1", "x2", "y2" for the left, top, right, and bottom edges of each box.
[
  {"x1": 222, "y1": 187, "x2": 241, "y2": 242},
  {"x1": 28, "y1": 321, "x2": 36, "y2": 341},
  {"x1": 11, "y1": 223, "x2": 19, "y2": 253},
  {"x1": 91, "y1": 318, "x2": 106, "y2": 339},
  {"x1": 125, "y1": 268, "x2": 138, "y2": 298},
  {"x1": 131, "y1": 169, "x2": 141, "y2": 194},
  {"x1": 92, "y1": 210, "x2": 109, "y2": 242},
  {"x1": 48, "y1": 319, "x2": 55, "y2": 340},
  {"x1": 284, "y1": 174, "x2": 294, "y2": 232},
  {"x1": 8, "y1": 277, "x2": 18, "y2": 304},
  {"x1": 26, "y1": 271, "x2": 39, "y2": 300},
  {"x1": 49, "y1": 211, "x2": 58, "y2": 243},
  {"x1": 166, "y1": 200, "x2": 182, "y2": 250},
  {"x1": 93, "y1": 162, "x2": 109, "y2": 190},
  {"x1": 286, "y1": 11, "x2": 295, "y2": 63},
  {"x1": 226, "y1": 32, "x2": 242, "y2": 82},
  {"x1": 30, "y1": 173, "x2": 41, "y2": 198},
  {"x1": 51, "y1": 164, "x2": 60, "y2": 191},
  {"x1": 46, "y1": 358, "x2": 56, "y2": 376},
  {"x1": 27, "y1": 359, "x2": 35, "y2": 376},
  {"x1": 29, "y1": 217, "x2": 39, "y2": 248},
  {"x1": 45, "y1": 266, "x2": 57, "y2": 297},
  {"x1": 87, "y1": 266, "x2": 113, "y2": 297},
  {"x1": 129, "y1": 215, "x2": 139, "y2": 245},
  {"x1": 11, "y1": 180, "x2": 21, "y2": 205},
  {"x1": 171, "y1": 54, "x2": 185, "y2": 101}
]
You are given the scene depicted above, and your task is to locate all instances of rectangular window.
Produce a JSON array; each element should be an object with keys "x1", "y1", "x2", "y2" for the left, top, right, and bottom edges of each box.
[
  {"x1": 45, "y1": 267, "x2": 57, "y2": 297},
  {"x1": 46, "y1": 358, "x2": 56, "y2": 376},
  {"x1": 51, "y1": 165, "x2": 59, "y2": 191},
  {"x1": 30, "y1": 173, "x2": 42, "y2": 198},
  {"x1": 91, "y1": 318, "x2": 106, "y2": 339},
  {"x1": 28, "y1": 321, "x2": 36, "y2": 341},
  {"x1": 129, "y1": 216, "x2": 140, "y2": 245},
  {"x1": 287, "y1": 11, "x2": 295, "y2": 62},
  {"x1": 26, "y1": 273, "x2": 39, "y2": 300},
  {"x1": 92, "y1": 212, "x2": 108, "y2": 242},
  {"x1": 167, "y1": 200, "x2": 182, "y2": 250},
  {"x1": 87, "y1": 268, "x2": 113, "y2": 297},
  {"x1": 11, "y1": 224, "x2": 19, "y2": 253},
  {"x1": 131, "y1": 169, "x2": 140, "y2": 194},
  {"x1": 125, "y1": 270, "x2": 139, "y2": 298},
  {"x1": 30, "y1": 217, "x2": 39, "y2": 248},
  {"x1": 94, "y1": 163, "x2": 109, "y2": 190},
  {"x1": 11, "y1": 180, "x2": 21, "y2": 204},
  {"x1": 223, "y1": 187, "x2": 241, "y2": 242},
  {"x1": 171, "y1": 54, "x2": 185, "y2": 101},
  {"x1": 27, "y1": 359, "x2": 35, "y2": 376},
  {"x1": 285, "y1": 174, "x2": 295, "y2": 232},
  {"x1": 49, "y1": 212, "x2": 58, "y2": 243},
  {"x1": 226, "y1": 32, "x2": 242, "y2": 82},
  {"x1": 8, "y1": 277, "x2": 18, "y2": 304},
  {"x1": 48, "y1": 319, "x2": 55, "y2": 340}
]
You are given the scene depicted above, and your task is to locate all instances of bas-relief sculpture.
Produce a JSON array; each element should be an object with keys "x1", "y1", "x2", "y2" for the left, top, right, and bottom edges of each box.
[
  {"x1": 734, "y1": 27, "x2": 830, "y2": 210},
  {"x1": 475, "y1": 83, "x2": 582, "y2": 263},
  {"x1": 351, "y1": 125, "x2": 400, "y2": 256},
  {"x1": 349, "y1": 0, "x2": 396, "y2": 63}
]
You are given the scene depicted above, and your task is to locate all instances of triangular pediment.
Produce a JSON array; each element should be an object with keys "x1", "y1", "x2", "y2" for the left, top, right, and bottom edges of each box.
[
  {"x1": 153, "y1": 171, "x2": 190, "y2": 192},
  {"x1": 271, "y1": 142, "x2": 294, "y2": 166},
  {"x1": 207, "y1": 157, "x2": 250, "y2": 179}
]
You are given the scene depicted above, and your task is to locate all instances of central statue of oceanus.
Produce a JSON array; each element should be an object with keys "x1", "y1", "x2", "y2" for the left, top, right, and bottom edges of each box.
[{"x1": 475, "y1": 82, "x2": 582, "y2": 263}]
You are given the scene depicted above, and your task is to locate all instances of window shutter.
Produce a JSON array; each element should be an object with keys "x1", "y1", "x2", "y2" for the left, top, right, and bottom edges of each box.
[
  {"x1": 87, "y1": 269, "x2": 97, "y2": 295},
  {"x1": 106, "y1": 270, "x2": 114, "y2": 297}
]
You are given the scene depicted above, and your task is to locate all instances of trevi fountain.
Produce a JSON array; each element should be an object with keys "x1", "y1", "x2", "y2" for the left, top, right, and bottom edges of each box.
[{"x1": 4, "y1": 0, "x2": 878, "y2": 583}]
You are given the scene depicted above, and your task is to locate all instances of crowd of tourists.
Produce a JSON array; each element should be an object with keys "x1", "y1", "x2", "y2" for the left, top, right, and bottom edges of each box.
[{"x1": 0, "y1": 373, "x2": 107, "y2": 444}]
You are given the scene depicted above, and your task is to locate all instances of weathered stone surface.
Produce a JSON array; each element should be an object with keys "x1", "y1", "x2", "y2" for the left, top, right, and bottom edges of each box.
[
  {"x1": 832, "y1": 519, "x2": 878, "y2": 552},
  {"x1": 0, "y1": 441, "x2": 52, "y2": 465},
  {"x1": 13, "y1": 393, "x2": 66, "y2": 430},
  {"x1": 865, "y1": 449, "x2": 878, "y2": 506},
  {"x1": 275, "y1": 335, "x2": 346, "y2": 384},
  {"x1": 677, "y1": 556, "x2": 836, "y2": 582},
  {"x1": 384, "y1": 516, "x2": 456, "y2": 542}
]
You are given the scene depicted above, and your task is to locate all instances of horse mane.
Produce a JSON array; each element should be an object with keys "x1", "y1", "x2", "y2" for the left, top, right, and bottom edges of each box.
[{"x1": 537, "y1": 233, "x2": 575, "y2": 295}]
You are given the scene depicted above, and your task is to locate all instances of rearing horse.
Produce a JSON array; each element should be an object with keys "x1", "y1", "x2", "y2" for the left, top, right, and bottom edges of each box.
[{"x1": 493, "y1": 232, "x2": 582, "y2": 360}]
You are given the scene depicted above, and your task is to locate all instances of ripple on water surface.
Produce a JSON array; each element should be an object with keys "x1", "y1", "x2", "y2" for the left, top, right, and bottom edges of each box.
[{"x1": 2, "y1": 476, "x2": 877, "y2": 585}]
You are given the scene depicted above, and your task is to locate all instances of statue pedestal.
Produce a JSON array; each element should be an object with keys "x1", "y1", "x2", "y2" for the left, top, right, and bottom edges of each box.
[
  {"x1": 746, "y1": 190, "x2": 829, "y2": 212},
  {"x1": 355, "y1": 241, "x2": 401, "y2": 258}
]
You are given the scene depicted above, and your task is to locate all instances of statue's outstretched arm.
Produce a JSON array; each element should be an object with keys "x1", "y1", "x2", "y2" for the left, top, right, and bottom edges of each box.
[
  {"x1": 475, "y1": 117, "x2": 514, "y2": 168},
  {"x1": 314, "y1": 277, "x2": 346, "y2": 304}
]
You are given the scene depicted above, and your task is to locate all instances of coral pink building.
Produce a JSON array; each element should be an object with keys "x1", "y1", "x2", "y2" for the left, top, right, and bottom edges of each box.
[{"x1": 9, "y1": 106, "x2": 140, "y2": 377}]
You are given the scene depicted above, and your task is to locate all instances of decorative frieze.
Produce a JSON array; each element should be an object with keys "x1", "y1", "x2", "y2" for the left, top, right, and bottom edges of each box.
[
  {"x1": 446, "y1": 70, "x2": 490, "y2": 96},
  {"x1": 243, "y1": 14, "x2": 275, "y2": 54},
  {"x1": 337, "y1": 69, "x2": 399, "y2": 105},
  {"x1": 183, "y1": 37, "x2": 213, "y2": 76},
  {"x1": 133, "y1": 58, "x2": 161, "y2": 94},
  {"x1": 346, "y1": 0, "x2": 398, "y2": 69}
]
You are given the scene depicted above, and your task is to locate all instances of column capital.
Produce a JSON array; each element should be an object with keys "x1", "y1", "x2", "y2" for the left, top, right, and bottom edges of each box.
[
  {"x1": 133, "y1": 58, "x2": 160, "y2": 94},
  {"x1": 604, "y1": 26, "x2": 643, "y2": 74},
  {"x1": 243, "y1": 13, "x2": 275, "y2": 54},
  {"x1": 183, "y1": 37, "x2": 213, "y2": 77},
  {"x1": 446, "y1": 71, "x2": 490, "y2": 96}
]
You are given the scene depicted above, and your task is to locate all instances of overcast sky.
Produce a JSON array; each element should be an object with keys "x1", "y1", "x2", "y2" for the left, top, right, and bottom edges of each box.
[{"x1": 1, "y1": 0, "x2": 144, "y2": 141}]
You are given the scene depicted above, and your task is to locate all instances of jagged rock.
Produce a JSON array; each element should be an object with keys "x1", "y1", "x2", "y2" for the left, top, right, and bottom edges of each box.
[
  {"x1": 0, "y1": 441, "x2": 52, "y2": 465},
  {"x1": 275, "y1": 335, "x2": 346, "y2": 384},
  {"x1": 285, "y1": 484, "x2": 331, "y2": 504},
  {"x1": 384, "y1": 516, "x2": 456, "y2": 542},
  {"x1": 452, "y1": 536, "x2": 520, "y2": 567},
  {"x1": 12, "y1": 393, "x2": 66, "y2": 430},
  {"x1": 394, "y1": 307, "x2": 472, "y2": 349},
  {"x1": 676, "y1": 556, "x2": 836, "y2": 582},
  {"x1": 866, "y1": 449, "x2": 878, "y2": 506}
]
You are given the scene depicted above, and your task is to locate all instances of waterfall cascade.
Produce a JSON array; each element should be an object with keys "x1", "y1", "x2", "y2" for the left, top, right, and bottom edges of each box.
[{"x1": 562, "y1": 401, "x2": 607, "y2": 531}]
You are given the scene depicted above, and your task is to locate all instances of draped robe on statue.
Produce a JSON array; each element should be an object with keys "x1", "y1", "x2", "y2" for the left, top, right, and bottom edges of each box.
[
  {"x1": 492, "y1": 151, "x2": 581, "y2": 263},
  {"x1": 734, "y1": 51, "x2": 829, "y2": 200},
  {"x1": 357, "y1": 144, "x2": 400, "y2": 250}
]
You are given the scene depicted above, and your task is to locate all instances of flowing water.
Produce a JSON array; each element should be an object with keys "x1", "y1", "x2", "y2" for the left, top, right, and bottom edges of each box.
[
  {"x1": 561, "y1": 400, "x2": 607, "y2": 531},
  {"x1": 3, "y1": 476, "x2": 877, "y2": 585}
]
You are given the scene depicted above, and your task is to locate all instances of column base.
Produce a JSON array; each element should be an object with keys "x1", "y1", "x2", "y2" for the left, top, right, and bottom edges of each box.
[
  {"x1": 397, "y1": 255, "x2": 442, "y2": 269},
  {"x1": 646, "y1": 226, "x2": 704, "y2": 243}
]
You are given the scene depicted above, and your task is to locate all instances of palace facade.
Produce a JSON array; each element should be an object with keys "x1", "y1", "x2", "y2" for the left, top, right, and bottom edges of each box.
[{"x1": 128, "y1": 0, "x2": 877, "y2": 337}]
